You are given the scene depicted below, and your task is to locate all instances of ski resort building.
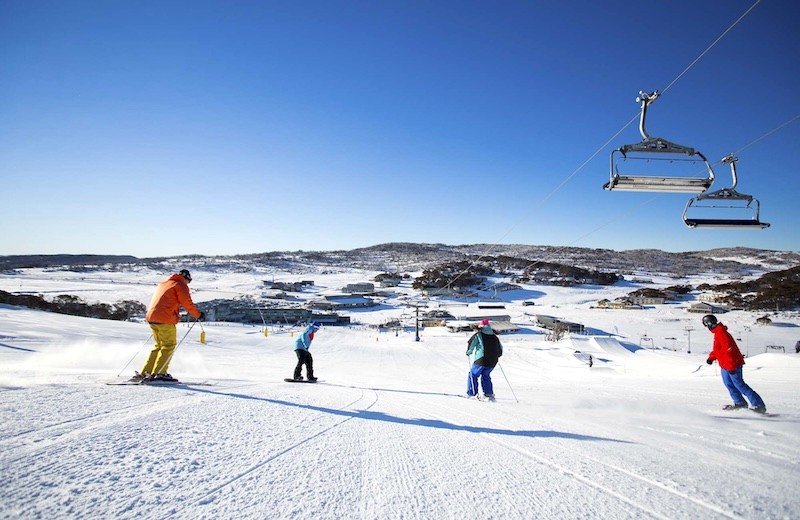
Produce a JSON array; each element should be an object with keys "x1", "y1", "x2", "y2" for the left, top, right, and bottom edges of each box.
[
  {"x1": 445, "y1": 317, "x2": 519, "y2": 334},
  {"x1": 343, "y1": 283, "x2": 375, "y2": 294},
  {"x1": 308, "y1": 294, "x2": 376, "y2": 311},
  {"x1": 596, "y1": 298, "x2": 644, "y2": 309},
  {"x1": 687, "y1": 302, "x2": 728, "y2": 314},
  {"x1": 535, "y1": 314, "x2": 585, "y2": 334}
]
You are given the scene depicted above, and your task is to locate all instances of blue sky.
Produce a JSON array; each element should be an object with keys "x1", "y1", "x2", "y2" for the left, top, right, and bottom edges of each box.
[{"x1": 1, "y1": 0, "x2": 798, "y2": 257}]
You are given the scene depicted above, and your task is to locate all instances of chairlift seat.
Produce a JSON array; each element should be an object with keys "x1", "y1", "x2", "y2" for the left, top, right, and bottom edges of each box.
[
  {"x1": 683, "y1": 218, "x2": 770, "y2": 229},
  {"x1": 682, "y1": 155, "x2": 770, "y2": 230},
  {"x1": 604, "y1": 174, "x2": 713, "y2": 193},
  {"x1": 605, "y1": 92, "x2": 715, "y2": 193}
]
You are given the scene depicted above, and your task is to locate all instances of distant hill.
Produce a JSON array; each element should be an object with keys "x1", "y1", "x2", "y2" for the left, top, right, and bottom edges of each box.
[
  {"x1": 2, "y1": 244, "x2": 799, "y2": 312},
  {"x1": 1, "y1": 244, "x2": 798, "y2": 277},
  {"x1": 333, "y1": 243, "x2": 800, "y2": 275},
  {"x1": 0, "y1": 254, "x2": 139, "y2": 270},
  {"x1": 698, "y1": 265, "x2": 800, "y2": 310}
]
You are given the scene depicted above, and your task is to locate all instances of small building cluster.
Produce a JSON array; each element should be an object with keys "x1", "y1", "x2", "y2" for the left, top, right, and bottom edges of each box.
[
  {"x1": 595, "y1": 298, "x2": 644, "y2": 310},
  {"x1": 264, "y1": 280, "x2": 315, "y2": 292},
  {"x1": 687, "y1": 302, "x2": 728, "y2": 314},
  {"x1": 535, "y1": 314, "x2": 585, "y2": 334}
]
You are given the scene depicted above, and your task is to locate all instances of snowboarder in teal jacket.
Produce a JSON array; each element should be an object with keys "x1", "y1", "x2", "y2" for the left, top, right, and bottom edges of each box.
[
  {"x1": 292, "y1": 322, "x2": 320, "y2": 381},
  {"x1": 466, "y1": 320, "x2": 503, "y2": 399}
]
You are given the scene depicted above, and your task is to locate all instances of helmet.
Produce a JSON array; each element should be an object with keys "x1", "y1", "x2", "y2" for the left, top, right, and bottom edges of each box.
[
  {"x1": 179, "y1": 269, "x2": 192, "y2": 283},
  {"x1": 312, "y1": 321, "x2": 321, "y2": 328},
  {"x1": 702, "y1": 314, "x2": 718, "y2": 329}
]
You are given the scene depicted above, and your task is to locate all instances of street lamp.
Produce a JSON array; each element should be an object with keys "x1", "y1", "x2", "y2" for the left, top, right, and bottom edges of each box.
[
  {"x1": 407, "y1": 301, "x2": 426, "y2": 342},
  {"x1": 414, "y1": 305, "x2": 420, "y2": 342}
]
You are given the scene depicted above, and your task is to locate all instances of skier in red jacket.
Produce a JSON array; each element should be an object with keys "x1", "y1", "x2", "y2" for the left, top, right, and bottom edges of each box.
[{"x1": 703, "y1": 314, "x2": 766, "y2": 413}]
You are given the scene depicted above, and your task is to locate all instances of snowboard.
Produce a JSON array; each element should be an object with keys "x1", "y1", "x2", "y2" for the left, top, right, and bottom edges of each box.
[
  {"x1": 721, "y1": 405, "x2": 778, "y2": 417},
  {"x1": 284, "y1": 378, "x2": 321, "y2": 383},
  {"x1": 751, "y1": 410, "x2": 779, "y2": 417}
]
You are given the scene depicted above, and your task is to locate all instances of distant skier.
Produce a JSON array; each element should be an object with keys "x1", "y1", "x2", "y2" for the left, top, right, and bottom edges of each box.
[
  {"x1": 292, "y1": 322, "x2": 320, "y2": 382},
  {"x1": 465, "y1": 320, "x2": 503, "y2": 400},
  {"x1": 703, "y1": 314, "x2": 766, "y2": 414},
  {"x1": 133, "y1": 270, "x2": 204, "y2": 382}
]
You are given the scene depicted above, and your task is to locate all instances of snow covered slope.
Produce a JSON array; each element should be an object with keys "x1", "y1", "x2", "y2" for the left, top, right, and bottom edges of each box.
[{"x1": 1, "y1": 267, "x2": 799, "y2": 519}]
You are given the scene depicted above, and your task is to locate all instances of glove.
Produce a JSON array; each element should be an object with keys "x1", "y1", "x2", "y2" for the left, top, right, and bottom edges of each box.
[
  {"x1": 198, "y1": 311, "x2": 206, "y2": 321},
  {"x1": 706, "y1": 359, "x2": 713, "y2": 365}
]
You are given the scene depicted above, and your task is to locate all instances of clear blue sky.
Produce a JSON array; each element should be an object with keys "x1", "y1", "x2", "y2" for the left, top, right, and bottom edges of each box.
[{"x1": 2, "y1": 0, "x2": 798, "y2": 257}]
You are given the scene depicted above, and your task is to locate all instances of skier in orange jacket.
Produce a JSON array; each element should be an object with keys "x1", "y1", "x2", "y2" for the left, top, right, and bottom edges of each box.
[{"x1": 132, "y1": 269, "x2": 204, "y2": 382}]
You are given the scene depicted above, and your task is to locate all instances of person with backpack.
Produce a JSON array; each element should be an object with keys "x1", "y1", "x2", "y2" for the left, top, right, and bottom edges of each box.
[
  {"x1": 703, "y1": 314, "x2": 766, "y2": 414},
  {"x1": 465, "y1": 319, "x2": 503, "y2": 400}
]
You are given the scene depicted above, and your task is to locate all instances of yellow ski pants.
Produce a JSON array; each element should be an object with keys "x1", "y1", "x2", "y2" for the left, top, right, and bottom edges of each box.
[{"x1": 141, "y1": 323, "x2": 177, "y2": 375}]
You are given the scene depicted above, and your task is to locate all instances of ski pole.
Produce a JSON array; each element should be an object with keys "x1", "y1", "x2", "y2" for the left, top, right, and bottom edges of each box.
[
  {"x1": 152, "y1": 319, "x2": 197, "y2": 375},
  {"x1": 116, "y1": 333, "x2": 153, "y2": 377},
  {"x1": 467, "y1": 356, "x2": 478, "y2": 396},
  {"x1": 497, "y1": 362, "x2": 519, "y2": 403}
]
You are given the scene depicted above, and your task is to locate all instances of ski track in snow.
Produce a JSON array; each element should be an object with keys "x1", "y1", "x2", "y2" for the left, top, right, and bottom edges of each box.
[{"x1": 381, "y1": 391, "x2": 733, "y2": 520}]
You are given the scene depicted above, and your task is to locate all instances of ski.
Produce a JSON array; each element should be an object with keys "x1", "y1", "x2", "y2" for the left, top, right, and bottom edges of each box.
[
  {"x1": 106, "y1": 379, "x2": 214, "y2": 387},
  {"x1": 284, "y1": 378, "x2": 321, "y2": 383},
  {"x1": 459, "y1": 394, "x2": 494, "y2": 402}
]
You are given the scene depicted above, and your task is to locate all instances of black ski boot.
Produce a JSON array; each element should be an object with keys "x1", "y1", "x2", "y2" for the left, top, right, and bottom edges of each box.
[{"x1": 722, "y1": 403, "x2": 747, "y2": 410}]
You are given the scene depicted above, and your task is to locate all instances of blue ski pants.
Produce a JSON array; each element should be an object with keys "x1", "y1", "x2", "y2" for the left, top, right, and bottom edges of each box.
[
  {"x1": 721, "y1": 366, "x2": 765, "y2": 408},
  {"x1": 467, "y1": 365, "x2": 495, "y2": 397}
]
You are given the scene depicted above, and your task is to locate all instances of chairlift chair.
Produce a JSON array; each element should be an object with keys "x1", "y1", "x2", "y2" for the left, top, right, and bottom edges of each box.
[
  {"x1": 682, "y1": 154, "x2": 770, "y2": 229},
  {"x1": 604, "y1": 91, "x2": 716, "y2": 193}
]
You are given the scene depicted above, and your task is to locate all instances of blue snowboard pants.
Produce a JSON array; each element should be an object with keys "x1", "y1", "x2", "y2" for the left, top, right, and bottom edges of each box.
[{"x1": 721, "y1": 366, "x2": 765, "y2": 408}]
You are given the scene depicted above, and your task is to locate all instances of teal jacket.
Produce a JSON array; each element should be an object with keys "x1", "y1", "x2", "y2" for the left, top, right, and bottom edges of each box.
[
  {"x1": 294, "y1": 324, "x2": 319, "y2": 351},
  {"x1": 466, "y1": 326, "x2": 503, "y2": 367}
]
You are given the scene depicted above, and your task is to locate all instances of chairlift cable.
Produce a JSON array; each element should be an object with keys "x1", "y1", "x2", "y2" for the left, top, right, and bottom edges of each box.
[
  {"x1": 470, "y1": 195, "x2": 662, "y2": 296},
  {"x1": 513, "y1": 0, "x2": 765, "y2": 216},
  {"x1": 442, "y1": 0, "x2": 765, "y2": 291},
  {"x1": 440, "y1": 114, "x2": 639, "y2": 291},
  {"x1": 728, "y1": 113, "x2": 800, "y2": 157},
  {"x1": 685, "y1": 113, "x2": 800, "y2": 179},
  {"x1": 659, "y1": 0, "x2": 762, "y2": 97}
]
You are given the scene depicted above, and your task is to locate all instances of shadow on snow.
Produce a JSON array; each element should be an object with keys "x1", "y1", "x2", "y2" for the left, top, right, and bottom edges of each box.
[{"x1": 183, "y1": 386, "x2": 632, "y2": 444}]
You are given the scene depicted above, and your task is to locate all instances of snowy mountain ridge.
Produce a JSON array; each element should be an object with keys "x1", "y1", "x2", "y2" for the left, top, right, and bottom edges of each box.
[{"x1": 2, "y1": 244, "x2": 797, "y2": 276}]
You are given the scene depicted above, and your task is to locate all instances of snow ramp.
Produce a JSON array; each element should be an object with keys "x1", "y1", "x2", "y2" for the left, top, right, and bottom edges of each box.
[
  {"x1": 590, "y1": 336, "x2": 640, "y2": 356},
  {"x1": 565, "y1": 336, "x2": 636, "y2": 355},
  {"x1": 565, "y1": 336, "x2": 606, "y2": 354}
]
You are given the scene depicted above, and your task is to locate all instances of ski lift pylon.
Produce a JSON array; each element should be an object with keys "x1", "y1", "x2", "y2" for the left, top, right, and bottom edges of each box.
[
  {"x1": 682, "y1": 154, "x2": 770, "y2": 229},
  {"x1": 604, "y1": 91, "x2": 715, "y2": 193}
]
